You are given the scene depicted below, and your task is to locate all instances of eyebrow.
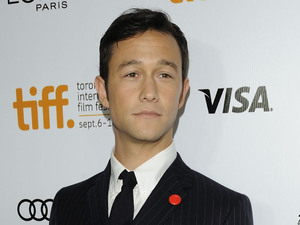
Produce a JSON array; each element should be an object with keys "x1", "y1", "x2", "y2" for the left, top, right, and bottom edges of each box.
[
  {"x1": 118, "y1": 60, "x2": 142, "y2": 70},
  {"x1": 117, "y1": 59, "x2": 178, "y2": 71},
  {"x1": 157, "y1": 59, "x2": 178, "y2": 71}
]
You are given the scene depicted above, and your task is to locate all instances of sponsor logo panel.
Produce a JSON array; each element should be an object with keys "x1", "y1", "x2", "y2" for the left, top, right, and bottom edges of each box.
[
  {"x1": 7, "y1": 0, "x2": 68, "y2": 12},
  {"x1": 13, "y1": 85, "x2": 74, "y2": 130},
  {"x1": 17, "y1": 199, "x2": 53, "y2": 221},
  {"x1": 76, "y1": 81, "x2": 111, "y2": 130},
  {"x1": 198, "y1": 86, "x2": 272, "y2": 114},
  {"x1": 13, "y1": 81, "x2": 111, "y2": 131}
]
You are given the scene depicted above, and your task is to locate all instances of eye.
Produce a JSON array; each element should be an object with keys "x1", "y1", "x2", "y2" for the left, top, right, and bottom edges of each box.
[
  {"x1": 125, "y1": 72, "x2": 138, "y2": 78},
  {"x1": 158, "y1": 73, "x2": 172, "y2": 79}
]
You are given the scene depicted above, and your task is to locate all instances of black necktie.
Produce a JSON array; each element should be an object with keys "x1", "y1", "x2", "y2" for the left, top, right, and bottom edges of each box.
[{"x1": 110, "y1": 169, "x2": 137, "y2": 225}]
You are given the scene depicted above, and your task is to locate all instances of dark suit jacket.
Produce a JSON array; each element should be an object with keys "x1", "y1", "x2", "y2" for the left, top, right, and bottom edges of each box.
[{"x1": 49, "y1": 154, "x2": 253, "y2": 225}]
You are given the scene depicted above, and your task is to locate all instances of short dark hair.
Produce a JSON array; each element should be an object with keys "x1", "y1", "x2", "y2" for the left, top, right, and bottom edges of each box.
[{"x1": 99, "y1": 8, "x2": 189, "y2": 86}]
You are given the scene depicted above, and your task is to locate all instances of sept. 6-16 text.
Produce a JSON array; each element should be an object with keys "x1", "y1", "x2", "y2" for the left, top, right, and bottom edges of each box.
[{"x1": 79, "y1": 118, "x2": 112, "y2": 129}]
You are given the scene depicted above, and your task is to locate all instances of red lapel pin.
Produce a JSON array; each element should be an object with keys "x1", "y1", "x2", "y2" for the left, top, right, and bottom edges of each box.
[{"x1": 169, "y1": 194, "x2": 181, "y2": 205}]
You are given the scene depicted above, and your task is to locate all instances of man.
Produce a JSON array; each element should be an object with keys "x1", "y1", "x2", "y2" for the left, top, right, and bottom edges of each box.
[{"x1": 50, "y1": 8, "x2": 253, "y2": 225}]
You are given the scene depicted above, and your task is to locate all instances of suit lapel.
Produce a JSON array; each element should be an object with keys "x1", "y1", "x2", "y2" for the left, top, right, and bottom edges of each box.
[
  {"x1": 87, "y1": 162, "x2": 111, "y2": 225},
  {"x1": 133, "y1": 154, "x2": 193, "y2": 225}
]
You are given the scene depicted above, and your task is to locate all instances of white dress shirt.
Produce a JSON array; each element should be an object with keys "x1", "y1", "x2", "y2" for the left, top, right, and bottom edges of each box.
[{"x1": 108, "y1": 142, "x2": 177, "y2": 218}]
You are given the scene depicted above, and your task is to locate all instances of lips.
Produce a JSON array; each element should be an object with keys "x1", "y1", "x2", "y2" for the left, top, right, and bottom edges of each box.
[{"x1": 133, "y1": 111, "x2": 161, "y2": 119}]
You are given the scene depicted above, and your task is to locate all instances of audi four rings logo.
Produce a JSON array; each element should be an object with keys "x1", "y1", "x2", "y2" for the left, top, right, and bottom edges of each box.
[{"x1": 17, "y1": 199, "x2": 53, "y2": 221}]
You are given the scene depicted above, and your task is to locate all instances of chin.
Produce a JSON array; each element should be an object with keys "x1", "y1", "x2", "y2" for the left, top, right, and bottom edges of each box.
[{"x1": 130, "y1": 130, "x2": 170, "y2": 143}]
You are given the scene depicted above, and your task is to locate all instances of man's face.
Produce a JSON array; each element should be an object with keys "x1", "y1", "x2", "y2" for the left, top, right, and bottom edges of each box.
[{"x1": 96, "y1": 30, "x2": 189, "y2": 144}]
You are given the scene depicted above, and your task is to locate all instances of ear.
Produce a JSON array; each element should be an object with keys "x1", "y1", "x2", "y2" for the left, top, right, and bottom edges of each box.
[
  {"x1": 95, "y1": 76, "x2": 110, "y2": 108},
  {"x1": 178, "y1": 78, "x2": 190, "y2": 109}
]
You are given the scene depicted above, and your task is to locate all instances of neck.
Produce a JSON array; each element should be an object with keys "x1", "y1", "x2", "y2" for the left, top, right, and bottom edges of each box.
[{"x1": 113, "y1": 130, "x2": 173, "y2": 170}]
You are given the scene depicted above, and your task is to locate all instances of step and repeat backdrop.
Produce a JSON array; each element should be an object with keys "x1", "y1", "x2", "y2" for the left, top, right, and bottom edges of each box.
[{"x1": 1, "y1": 0, "x2": 299, "y2": 224}]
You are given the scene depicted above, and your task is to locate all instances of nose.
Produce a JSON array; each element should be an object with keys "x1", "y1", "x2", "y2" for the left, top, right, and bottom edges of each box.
[{"x1": 139, "y1": 76, "x2": 159, "y2": 103}]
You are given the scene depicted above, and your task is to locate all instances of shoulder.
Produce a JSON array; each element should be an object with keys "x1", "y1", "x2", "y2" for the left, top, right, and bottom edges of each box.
[
  {"x1": 51, "y1": 171, "x2": 105, "y2": 217},
  {"x1": 53, "y1": 161, "x2": 110, "y2": 202},
  {"x1": 173, "y1": 157, "x2": 253, "y2": 224},
  {"x1": 173, "y1": 154, "x2": 252, "y2": 211},
  {"x1": 183, "y1": 170, "x2": 253, "y2": 224},
  {"x1": 190, "y1": 168, "x2": 251, "y2": 204},
  {"x1": 54, "y1": 172, "x2": 102, "y2": 202},
  {"x1": 49, "y1": 171, "x2": 106, "y2": 225},
  {"x1": 174, "y1": 154, "x2": 250, "y2": 202}
]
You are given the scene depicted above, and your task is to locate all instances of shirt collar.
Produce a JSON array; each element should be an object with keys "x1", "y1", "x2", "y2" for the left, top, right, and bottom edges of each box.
[{"x1": 110, "y1": 142, "x2": 177, "y2": 200}]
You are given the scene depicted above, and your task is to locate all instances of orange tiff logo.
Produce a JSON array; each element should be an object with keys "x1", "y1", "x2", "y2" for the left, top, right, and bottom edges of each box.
[
  {"x1": 171, "y1": 0, "x2": 206, "y2": 3},
  {"x1": 13, "y1": 85, "x2": 74, "y2": 130},
  {"x1": 171, "y1": 0, "x2": 193, "y2": 3}
]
